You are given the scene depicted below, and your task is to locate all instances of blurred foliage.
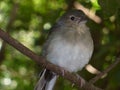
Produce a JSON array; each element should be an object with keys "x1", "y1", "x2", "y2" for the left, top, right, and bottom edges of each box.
[{"x1": 0, "y1": 0, "x2": 120, "y2": 90}]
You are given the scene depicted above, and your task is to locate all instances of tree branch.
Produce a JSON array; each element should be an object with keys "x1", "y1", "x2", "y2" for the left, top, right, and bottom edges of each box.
[
  {"x1": 0, "y1": 28, "x2": 103, "y2": 90},
  {"x1": 89, "y1": 56, "x2": 120, "y2": 84},
  {"x1": 0, "y1": 3, "x2": 19, "y2": 63}
]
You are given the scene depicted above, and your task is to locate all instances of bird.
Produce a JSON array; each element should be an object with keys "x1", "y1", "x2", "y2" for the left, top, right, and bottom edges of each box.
[{"x1": 34, "y1": 9, "x2": 94, "y2": 90}]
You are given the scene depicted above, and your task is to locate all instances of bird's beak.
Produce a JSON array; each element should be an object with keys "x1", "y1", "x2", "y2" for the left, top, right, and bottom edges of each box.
[{"x1": 77, "y1": 17, "x2": 87, "y2": 24}]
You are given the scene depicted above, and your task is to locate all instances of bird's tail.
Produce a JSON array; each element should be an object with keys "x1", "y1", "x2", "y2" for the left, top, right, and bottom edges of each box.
[{"x1": 34, "y1": 69, "x2": 58, "y2": 90}]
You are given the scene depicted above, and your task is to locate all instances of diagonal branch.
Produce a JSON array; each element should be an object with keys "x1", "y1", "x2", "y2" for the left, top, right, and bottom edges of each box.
[
  {"x1": 89, "y1": 56, "x2": 120, "y2": 84},
  {"x1": 0, "y1": 28, "x2": 103, "y2": 90}
]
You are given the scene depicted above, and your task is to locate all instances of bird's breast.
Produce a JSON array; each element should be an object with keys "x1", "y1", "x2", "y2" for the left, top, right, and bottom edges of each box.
[{"x1": 46, "y1": 32, "x2": 93, "y2": 72}]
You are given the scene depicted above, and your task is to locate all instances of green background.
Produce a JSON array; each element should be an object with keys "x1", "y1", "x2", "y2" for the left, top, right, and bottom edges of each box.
[{"x1": 0, "y1": 0, "x2": 120, "y2": 90}]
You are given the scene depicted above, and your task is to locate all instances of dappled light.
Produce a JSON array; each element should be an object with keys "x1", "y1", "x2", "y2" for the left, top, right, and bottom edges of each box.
[
  {"x1": 86, "y1": 64, "x2": 100, "y2": 75},
  {"x1": 74, "y1": 1, "x2": 101, "y2": 23},
  {"x1": 0, "y1": 0, "x2": 120, "y2": 90}
]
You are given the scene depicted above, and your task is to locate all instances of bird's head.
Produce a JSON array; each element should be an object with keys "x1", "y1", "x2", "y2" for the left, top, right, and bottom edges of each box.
[{"x1": 57, "y1": 10, "x2": 88, "y2": 28}]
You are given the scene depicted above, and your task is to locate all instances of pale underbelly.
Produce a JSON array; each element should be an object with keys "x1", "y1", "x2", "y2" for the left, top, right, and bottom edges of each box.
[{"x1": 46, "y1": 41, "x2": 92, "y2": 72}]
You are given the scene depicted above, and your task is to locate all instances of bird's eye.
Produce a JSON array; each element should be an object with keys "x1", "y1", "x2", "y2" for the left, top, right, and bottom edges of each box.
[{"x1": 70, "y1": 15, "x2": 75, "y2": 21}]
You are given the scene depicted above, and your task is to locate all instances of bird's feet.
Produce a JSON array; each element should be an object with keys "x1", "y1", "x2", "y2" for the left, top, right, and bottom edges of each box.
[
  {"x1": 59, "y1": 67, "x2": 67, "y2": 76},
  {"x1": 76, "y1": 74, "x2": 85, "y2": 87}
]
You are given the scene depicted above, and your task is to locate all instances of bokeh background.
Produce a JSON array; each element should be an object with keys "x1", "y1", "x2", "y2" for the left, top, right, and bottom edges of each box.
[{"x1": 0, "y1": 0, "x2": 120, "y2": 90}]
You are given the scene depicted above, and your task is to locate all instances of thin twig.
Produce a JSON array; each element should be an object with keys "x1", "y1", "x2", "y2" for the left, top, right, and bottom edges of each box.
[
  {"x1": 0, "y1": 3, "x2": 19, "y2": 63},
  {"x1": 89, "y1": 56, "x2": 120, "y2": 84}
]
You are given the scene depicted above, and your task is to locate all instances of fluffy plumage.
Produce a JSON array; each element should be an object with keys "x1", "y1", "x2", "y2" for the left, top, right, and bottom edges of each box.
[{"x1": 35, "y1": 9, "x2": 94, "y2": 90}]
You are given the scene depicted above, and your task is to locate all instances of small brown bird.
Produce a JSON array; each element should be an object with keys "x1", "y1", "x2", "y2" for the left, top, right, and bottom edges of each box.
[{"x1": 35, "y1": 9, "x2": 94, "y2": 90}]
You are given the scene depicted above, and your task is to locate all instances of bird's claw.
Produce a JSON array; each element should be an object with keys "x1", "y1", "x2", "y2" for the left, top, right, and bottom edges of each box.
[{"x1": 76, "y1": 74, "x2": 85, "y2": 87}]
